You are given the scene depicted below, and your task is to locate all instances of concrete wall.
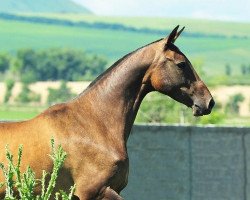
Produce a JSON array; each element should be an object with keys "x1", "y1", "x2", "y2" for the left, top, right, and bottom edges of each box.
[{"x1": 122, "y1": 125, "x2": 250, "y2": 200}]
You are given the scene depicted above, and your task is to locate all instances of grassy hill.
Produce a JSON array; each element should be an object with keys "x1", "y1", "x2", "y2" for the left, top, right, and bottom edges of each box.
[
  {"x1": 0, "y1": 14, "x2": 249, "y2": 80},
  {"x1": 0, "y1": 14, "x2": 250, "y2": 123},
  {"x1": 16, "y1": 13, "x2": 250, "y2": 37},
  {"x1": 0, "y1": 0, "x2": 91, "y2": 13}
]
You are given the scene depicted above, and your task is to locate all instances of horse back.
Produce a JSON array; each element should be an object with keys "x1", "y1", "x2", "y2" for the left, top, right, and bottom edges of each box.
[
  {"x1": 0, "y1": 103, "x2": 77, "y2": 196},
  {"x1": 0, "y1": 106, "x2": 63, "y2": 182}
]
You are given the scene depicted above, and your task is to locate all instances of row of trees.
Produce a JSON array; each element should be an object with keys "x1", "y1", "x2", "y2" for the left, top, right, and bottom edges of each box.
[
  {"x1": 0, "y1": 48, "x2": 108, "y2": 83},
  {"x1": 1, "y1": 79, "x2": 222, "y2": 124},
  {"x1": 2, "y1": 79, "x2": 248, "y2": 125},
  {"x1": 0, "y1": 48, "x2": 107, "y2": 105},
  {"x1": 4, "y1": 81, "x2": 76, "y2": 105},
  {"x1": 225, "y1": 63, "x2": 250, "y2": 76},
  {"x1": 0, "y1": 12, "x2": 235, "y2": 39}
]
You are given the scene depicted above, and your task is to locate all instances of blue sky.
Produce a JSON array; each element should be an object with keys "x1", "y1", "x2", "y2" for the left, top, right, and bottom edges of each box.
[{"x1": 73, "y1": 0, "x2": 250, "y2": 22}]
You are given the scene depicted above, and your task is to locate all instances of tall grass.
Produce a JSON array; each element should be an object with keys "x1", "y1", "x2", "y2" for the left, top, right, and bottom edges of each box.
[{"x1": 0, "y1": 139, "x2": 75, "y2": 200}]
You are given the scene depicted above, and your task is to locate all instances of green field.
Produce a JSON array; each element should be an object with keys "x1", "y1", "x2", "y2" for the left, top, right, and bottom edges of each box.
[
  {"x1": 0, "y1": 19, "x2": 161, "y2": 61},
  {"x1": 0, "y1": 17, "x2": 250, "y2": 77},
  {"x1": 1, "y1": 104, "x2": 249, "y2": 126},
  {"x1": 0, "y1": 105, "x2": 45, "y2": 121},
  {"x1": 18, "y1": 13, "x2": 250, "y2": 37},
  {"x1": 0, "y1": 14, "x2": 250, "y2": 124}
]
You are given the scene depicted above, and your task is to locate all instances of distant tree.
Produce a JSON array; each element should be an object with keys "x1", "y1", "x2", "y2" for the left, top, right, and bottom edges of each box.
[
  {"x1": 16, "y1": 83, "x2": 41, "y2": 103},
  {"x1": 16, "y1": 49, "x2": 38, "y2": 83},
  {"x1": 9, "y1": 48, "x2": 108, "y2": 82},
  {"x1": 0, "y1": 53, "x2": 11, "y2": 73},
  {"x1": 226, "y1": 93, "x2": 245, "y2": 114},
  {"x1": 35, "y1": 48, "x2": 108, "y2": 81},
  {"x1": 248, "y1": 65, "x2": 250, "y2": 74},
  {"x1": 4, "y1": 78, "x2": 15, "y2": 103},
  {"x1": 241, "y1": 64, "x2": 247, "y2": 75},
  {"x1": 225, "y1": 64, "x2": 232, "y2": 76},
  {"x1": 47, "y1": 81, "x2": 76, "y2": 105},
  {"x1": 21, "y1": 70, "x2": 37, "y2": 84}
]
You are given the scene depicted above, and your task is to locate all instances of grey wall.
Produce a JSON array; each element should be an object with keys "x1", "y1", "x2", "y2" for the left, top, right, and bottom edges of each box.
[{"x1": 121, "y1": 125, "x2": 250, "y2": 200}]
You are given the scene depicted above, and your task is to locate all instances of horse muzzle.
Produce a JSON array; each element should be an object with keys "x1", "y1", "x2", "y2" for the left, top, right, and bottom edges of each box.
[{"x1": 192, "y1": 98, "x2": 215, "y2": 116}]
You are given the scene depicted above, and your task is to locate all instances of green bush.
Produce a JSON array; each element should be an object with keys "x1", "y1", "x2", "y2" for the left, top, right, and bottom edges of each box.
[
  {"x1": 225, "y1": 64, "x2": 232, "y2": 76},
  {"x1": 0, "y1": 48, "x2": 108, "y2": 82},
  {"x1": 195, "y1": 111, "x2": 225, "y2": 125},
  {"x1": 47, "y1": 82, "x2": 76, "y2": 105},
  {"x1": 226, "y1": 93, "x2": 245, "y2": 114},
  {"x1": 4, "y1": 79, "x2": 15, "y2": 103},
  {"x1": 15, "y1": 84, "x2": 41, "y2": 104},
  {"x1": 0, "y1": 53, "x2": 11, "y2": 73},
  {"x1": 16, "y1": 48, "x2": 108, "y2": 81},
  {"x1": 0, "y1": 139, "x2": 75, "y2": 200},
  {"x1": 136, "y1": 93, "x2": 189, "y2": 124}
]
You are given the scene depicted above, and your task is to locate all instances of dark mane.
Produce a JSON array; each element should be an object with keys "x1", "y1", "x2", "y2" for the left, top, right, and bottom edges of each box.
[{"x1": 87, "y1": 38, "x2": 163, "y2": 88}]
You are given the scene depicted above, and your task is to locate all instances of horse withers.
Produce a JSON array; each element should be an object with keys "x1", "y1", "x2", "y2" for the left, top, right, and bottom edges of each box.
[{"x1": 0, "y1": 26, "x2": 214, "y2": 200}]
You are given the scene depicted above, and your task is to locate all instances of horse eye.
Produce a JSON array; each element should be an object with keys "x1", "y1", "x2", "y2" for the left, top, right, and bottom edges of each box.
[{"x1": 177, "y1": 62, "x2": 186, "y2": 68}]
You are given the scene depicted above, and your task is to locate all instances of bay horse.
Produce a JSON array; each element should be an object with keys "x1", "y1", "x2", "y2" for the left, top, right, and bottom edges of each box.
[{"x1": 0, "y1": 26, "x2": 214, "y2": 200}]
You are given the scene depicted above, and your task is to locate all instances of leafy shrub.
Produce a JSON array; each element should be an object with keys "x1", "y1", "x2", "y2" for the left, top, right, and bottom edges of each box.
[
  {"x1": 4, "y1": 79, "x2": 15, "y2": 103},
  {"x1": 47, "y1": 81, "x2": 76, "y2": 105},
  {"x1": 195, "y1": 111, "x2": 225, "y2": 125},
  {"x1": 15, "y1": 84, "x2": 41, "y2": 104},
  {"x1": 136, "y1": 93, "x2": 184, "y2": 124},
  {"x1": 16, "y1": 48, "x2": 108, "y2": 81},
  {"x1": 226, "y1": 93, "x2": 245, "y2": 114},
  {"x1": 225, "y1": 64, "x2": 232, "y2": 76},
  {"x1": 0, "y1": 53, "x2": 11, "y2": 73},
  {"x1": 0, "y1": 139, "x2": 75, "y2": 200}
]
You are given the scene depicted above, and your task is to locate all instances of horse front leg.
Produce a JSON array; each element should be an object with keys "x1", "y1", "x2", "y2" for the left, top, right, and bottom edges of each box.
[{"x1": 72, "y1": 187, "x2": 123, "y2": 200}]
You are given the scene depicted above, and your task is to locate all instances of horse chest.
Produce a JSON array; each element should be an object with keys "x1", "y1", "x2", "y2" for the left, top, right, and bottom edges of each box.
[
  {"x1": 66, "y1": 141, "x2": 129, "y2": 192},
  {"x1": 109, "y1": 158, "x2": 129, "y2": 191}
]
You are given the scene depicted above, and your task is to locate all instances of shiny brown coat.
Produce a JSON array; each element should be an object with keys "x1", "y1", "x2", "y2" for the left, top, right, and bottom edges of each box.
[{"x1": 0, "y1": 26, "x2": 214, "y2": 200}]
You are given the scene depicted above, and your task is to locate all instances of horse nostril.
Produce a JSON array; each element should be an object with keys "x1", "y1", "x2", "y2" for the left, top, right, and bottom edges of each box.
[
  {"x1": 208, "y1": 98, "x2": 215, "y2": 110},
  {"x1": 194, "y1": 104, "x2": 200, "y2": 108}
]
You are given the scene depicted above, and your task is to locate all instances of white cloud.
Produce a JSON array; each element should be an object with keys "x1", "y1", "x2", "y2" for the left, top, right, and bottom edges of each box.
[
  {"x1": 73, "y1": 0, "x2": 250, "y2": 22},
  {"x1": 190, "y1": 11, "x2": 234, "y2": 21}
]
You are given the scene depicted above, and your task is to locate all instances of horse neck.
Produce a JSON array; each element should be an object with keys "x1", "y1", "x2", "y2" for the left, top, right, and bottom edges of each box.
[{"x1": 76, "y1": 46, "x2": 156, "y2": 141}]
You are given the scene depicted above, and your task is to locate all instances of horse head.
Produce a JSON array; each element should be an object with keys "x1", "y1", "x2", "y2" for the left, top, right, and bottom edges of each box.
[{"x1": 144, "y1": 25, "x2": 215, "y2": 116}]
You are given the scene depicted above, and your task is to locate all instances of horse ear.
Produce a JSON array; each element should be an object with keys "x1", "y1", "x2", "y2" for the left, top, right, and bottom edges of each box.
[
  {"x1": 166, "y1": 25, "x2": 179, "y2": 45},
  {"x1": 166, "y1": 25, "x2": 185, "y2": 47},
  {"x1": 174, "y1": 26, "x2": 185, "y2": 42}
]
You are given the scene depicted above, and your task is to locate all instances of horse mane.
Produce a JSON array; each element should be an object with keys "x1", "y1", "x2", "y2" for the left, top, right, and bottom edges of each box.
[{"x1": 87, "y1": 38, "x2": 163, "y2": 88}]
